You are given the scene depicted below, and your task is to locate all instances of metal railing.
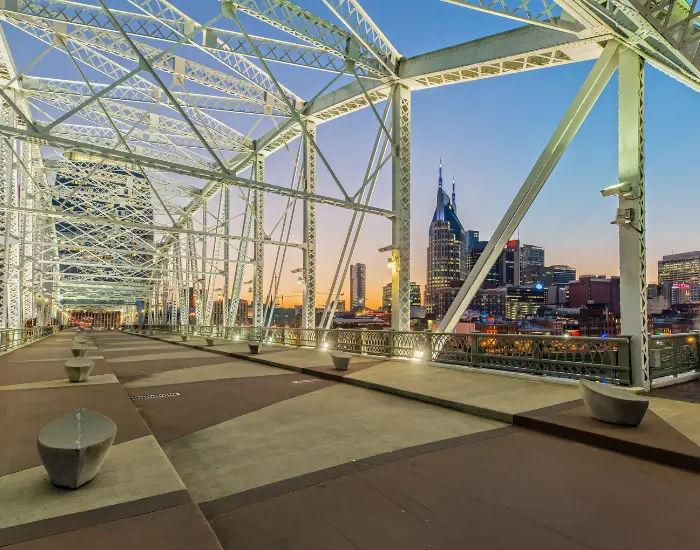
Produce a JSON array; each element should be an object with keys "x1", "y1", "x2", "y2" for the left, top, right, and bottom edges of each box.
[
  {"x1": 649, "y1": 332, "x2": 699, "y2": 380},
  {"x1": 0, "y1": 326, "x2": 61, "y2": 353},
  {"x1": 138, "y1": 324, "x2": 632, "y2": 385}
]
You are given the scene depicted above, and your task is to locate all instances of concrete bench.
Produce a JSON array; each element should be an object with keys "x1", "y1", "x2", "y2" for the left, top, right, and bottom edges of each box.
[
  {"x1": 180, "y1": 334, "x2": 189, "y2": 342},
  {"x1": 71, "y1": 344, "x2": 89, "y2": 358},
  {"x1": 579, "y1": 379, "x2": 649, "y2": 427},
  {"x1": 64, "y1": 357, "x2": 94, "y2": 382},
  {"x1": 37, "y1": 408, "x2": 117, "y2": 489},
  {"x1": 206, "y1": 337, "x2": 215, "y2": 346},
  {"x1": 248, "y1": 342, "x2": 260, "y2": 354},
  {"x1": 330, "y1": 352, "x2": 351, "y2": 371}
]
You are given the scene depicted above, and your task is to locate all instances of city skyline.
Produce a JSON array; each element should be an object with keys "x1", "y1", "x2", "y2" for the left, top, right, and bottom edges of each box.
[
  {"x1": 9, "y1": 2, "x2": 695, "y2": 312},
  {"x1": 126, "y1": 2, "x2": 700, "y2": 312}
]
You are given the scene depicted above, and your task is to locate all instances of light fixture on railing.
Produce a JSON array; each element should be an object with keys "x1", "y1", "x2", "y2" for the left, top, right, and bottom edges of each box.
[{"x1": 321, "y1": 342, "x2": 329, "y2": 350}]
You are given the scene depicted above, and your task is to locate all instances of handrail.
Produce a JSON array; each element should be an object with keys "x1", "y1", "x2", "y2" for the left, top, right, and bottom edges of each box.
[
  {"x1": 0, "y1": 326, "x2": 61, "y2": 353},
  {"x1": 134, "y1": 324, "x2": 634, "y2": 385}
]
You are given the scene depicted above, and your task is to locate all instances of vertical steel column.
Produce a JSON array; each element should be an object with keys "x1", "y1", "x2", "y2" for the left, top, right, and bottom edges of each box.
[
  {"x1": 391, "y1": 84, "x2": 411, "y2": 332},
  {"x1": 223, "y1": 184, "x2": 231, "y2": 327},
  {"x1": 253, "y1": 153, "x2": 265, "y2": 329},
  {"x1": 227, "y1": 188, "x2": 254, "y2": 326},
  {"x1": 302, "y1": 120, "x2": 317, "y2": 329},
  {"x1": 617, "y1": 46, "x2": 649, "y2": 389},
  {"x1": 0, "y1": 94, "x2": 20, "y2": 329}
]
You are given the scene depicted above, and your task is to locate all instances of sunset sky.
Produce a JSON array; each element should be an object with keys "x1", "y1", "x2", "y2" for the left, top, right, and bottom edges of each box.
[
  {"x1": 7, "y1": 1, "x2": 698, "y2": 310},
  {"x1": 240, "y1": 1, "x2": 700, "y2": 308}
]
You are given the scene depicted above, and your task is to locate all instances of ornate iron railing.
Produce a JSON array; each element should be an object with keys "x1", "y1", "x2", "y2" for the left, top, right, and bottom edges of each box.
[
  {"x1": 649, "y1": 333, "x2": 699, "y2": 380},
  {"x1": 138, "y1": 324, "x2": 633, "y2": 384},
  {"x1": 0, "y1": 326, "x2": 60, "y2": 352}
]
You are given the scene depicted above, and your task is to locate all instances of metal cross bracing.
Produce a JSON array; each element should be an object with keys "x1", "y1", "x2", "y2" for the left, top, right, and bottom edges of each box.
[{"x1": 0, "y1": 0, "x2": 693, "y2": 387}]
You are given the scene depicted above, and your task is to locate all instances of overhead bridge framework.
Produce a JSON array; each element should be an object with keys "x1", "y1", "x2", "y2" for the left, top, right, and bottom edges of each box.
[{"x1": 0, "y1": 0, "x2": 696, "y2": 389}]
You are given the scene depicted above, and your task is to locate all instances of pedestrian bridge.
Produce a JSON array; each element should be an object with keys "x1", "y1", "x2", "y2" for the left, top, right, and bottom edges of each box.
[{"x1": 0, "y1": 327, "x2": 698, "y2": 548}]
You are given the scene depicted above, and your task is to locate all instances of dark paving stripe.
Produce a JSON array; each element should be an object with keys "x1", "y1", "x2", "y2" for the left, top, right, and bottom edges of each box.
[
  {"x1": 514, "y1": 400, "x2": 700, "y2": 472},
  {"x1": 106, "y1": 354, "x2": 236, "y2": 384},
  {"x1": 0, "y1": 383, "x2": 151, "y2": 476},
  {"x1": 0, "y1": 358, "x2": 112, "y2": 386},
  {"x1": 648, "y1": 379, "x2": 700, "y2": 403},
  {"x1": 0, "y1": 491, "x2": 189, "y2": 547},
  {"x1": 1, "y1": 500, "x2": 223, "y2": 549},
  {"x1": 129, "y1": 374, "x2": 335, "y2": 443},
  {"x1": 143, "y1": 334, "x2": 700, "y2": 469},
  {"x1": 200, "y1": 426, "x2": 516, "y2": 517},
  {"x1": 208, "y1": 429, "x2": 700, "y2": 550},
  {"x1": 0, "y1": 334, "x2": 108, "y2": 386}
]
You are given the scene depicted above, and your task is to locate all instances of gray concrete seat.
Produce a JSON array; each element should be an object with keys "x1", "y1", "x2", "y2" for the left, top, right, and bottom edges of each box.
[
  {"x1": 579, "y1": 379, "x2": 649, "y2": 427},
  {"x1": 330, "y1": 352, "x2": 351, "y2": 371},
  {"x1": 181, "y1": 334, "x2": 189, "y2": 342},
  {"x1": 248, "y1": 342, "x2": 260, "y2": 354},
  {"x1": 37, "y1": 408, "x2": 117, "y2": 489},
  {"x1": 71, "y1": 344, "x2": 89, "y2": 358},
  {"x1": 206, "y1": 337, "x2": 215, "y2": 346},
  {"x1": 64, "y1": 357, "x2": 95, "y2": 382}
]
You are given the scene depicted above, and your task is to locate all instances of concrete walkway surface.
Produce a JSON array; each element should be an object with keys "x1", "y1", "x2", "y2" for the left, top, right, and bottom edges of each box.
[{"x1": 1, "y1": 329, "x2": 698, "y2": 550}]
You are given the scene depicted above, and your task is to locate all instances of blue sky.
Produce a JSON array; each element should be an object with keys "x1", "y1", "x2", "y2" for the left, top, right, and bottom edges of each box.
[
  {"x1": 6, "y1": 1, "x2": 698, "y2": 307},
  {"x1": 269, "y1": 1, "x2": 700, "y2": 305}
]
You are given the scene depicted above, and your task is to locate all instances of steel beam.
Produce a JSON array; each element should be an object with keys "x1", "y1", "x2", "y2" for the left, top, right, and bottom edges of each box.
[
  {"x1": 253, "y1": 153, "x2": 264, "y2": 329},
  {"x1": 437, "y1": 40, "x2": 620, "y2": 333},
  {"x1": 390, "y1": 84, "x2": 411, "y2": 332},
  {"x1": 302, "y1": 119, "x2": 316, "y2": 329},
  {"x1": 617, "y1": 46, "x2": 649, "y2": 389}
]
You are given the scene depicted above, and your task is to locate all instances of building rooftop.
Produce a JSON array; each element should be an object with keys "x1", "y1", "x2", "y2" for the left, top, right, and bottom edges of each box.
[
  {"x1": 660, "y1": 251, "x2": 700, "y2": 260},
  {"x1": 1, "y1": 329, "x2": 699, "y2": 549}
]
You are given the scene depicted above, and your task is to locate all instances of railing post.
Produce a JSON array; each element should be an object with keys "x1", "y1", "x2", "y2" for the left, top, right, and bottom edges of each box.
[
  {"x1": 387, "y1": 330, "x2": 394, "y2": 358},
  {"x1": 425, "y1": 333, "x2": 433, "y2": 362},
  {"x1": 617, "y1": 337, "x2": 632, "y2": 385}
]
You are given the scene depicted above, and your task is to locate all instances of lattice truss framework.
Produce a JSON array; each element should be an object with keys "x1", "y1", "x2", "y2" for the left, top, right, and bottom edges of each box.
[{"x1": 0, "y1": 0, "x2": 694, "y2": 335}]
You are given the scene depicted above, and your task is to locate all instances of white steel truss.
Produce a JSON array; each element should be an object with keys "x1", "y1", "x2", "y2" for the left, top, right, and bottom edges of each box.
[{"x1": 0, "y1": 0, "x2": 690, "y2": 390}]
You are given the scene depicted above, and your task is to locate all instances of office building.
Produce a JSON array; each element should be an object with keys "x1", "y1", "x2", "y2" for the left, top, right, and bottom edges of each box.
[
  {"x1": 546, "y1": 285, "x2": 569, "y2": 306},
  {"x1": 568, "y1": 275, "x2": 620, "y2": 314},
  {"x1": 520, "y1": 244, "x2": 545, "y2": 271},
  {"x1": 472, "y1": 287, "x2": 507, "y2": 318},
  {"x1": 691, "y1": 286, "x2": 700, "y2": 303},
  {"x1": 466, "y1": 243, "x2": 501, "y2": 287},
  {"x1": 505, "y1": 286, "x2": 545, "y2": 320},
  {"x1": 350, "y1": 263, "x2": 366, "y2": 308},
  {"x1": 383, "y1": 281, "x2": 421, "y2": 310},
  {"x1": 546, "y1": 265, "x2": 576, "y2": 285},
  {"x1": 658, "y1": 251, "x2": 700, "y2": 286},
  {"x1": 425, "y1": 162, "x2": 468, "y2": 319},
  {"x1": 497, "y1": 240, "x2": 521, "y2": 286}
]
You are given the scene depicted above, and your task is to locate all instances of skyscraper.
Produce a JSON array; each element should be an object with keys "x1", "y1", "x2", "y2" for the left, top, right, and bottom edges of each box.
[
  {"x1": 658, "y1": 251, "x2": 700, "y2": 286},
  {"x1": 382, "y1": 281, "x2": 421, "y2": 310},
  {"x1": 497, "y1": 240, "x2": 521, "y2": 286},
  {"x1": 520, "y1": 244, "x2": 545, "y2": 271},
  {"x1": 350, "y1": 263, "x2": 366, "y2": 309},
  {"x1": 425, "y1": 162, "x2": 468, "y2": 319}
]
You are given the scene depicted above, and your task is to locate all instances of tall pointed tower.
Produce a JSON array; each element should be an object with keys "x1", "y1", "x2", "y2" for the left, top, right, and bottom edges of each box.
[{"x1": 425, "y1": 161, "x2": 468, "y2": 320}]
